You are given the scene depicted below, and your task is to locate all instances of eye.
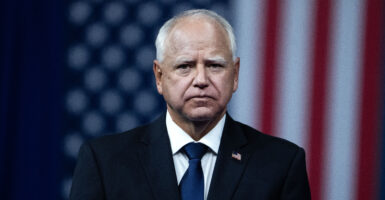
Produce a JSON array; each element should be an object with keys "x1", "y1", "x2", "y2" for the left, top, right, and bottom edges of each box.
[
  {"x1": 208, "y1": 63, "x2": 224, "y2": 72},
  {"x1": 177, "y1": 64, "x2": 190, "y2": 69},
  {"x1": 209, "y1": 63, "x2": 223, "y2": 68},
  {"x1": 175, "y1": 64, "x2": 192, "y2": 75}
]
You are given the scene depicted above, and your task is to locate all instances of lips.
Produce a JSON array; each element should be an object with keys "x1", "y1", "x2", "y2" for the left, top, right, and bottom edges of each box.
[{"x1": 186, "y1": 95, "x2": 214, "y2": 101}]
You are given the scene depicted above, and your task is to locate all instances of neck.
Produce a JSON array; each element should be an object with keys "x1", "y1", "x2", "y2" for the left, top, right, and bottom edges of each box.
[{"x1": 167, "y1": 109, "x2": 226, "y2": 141}]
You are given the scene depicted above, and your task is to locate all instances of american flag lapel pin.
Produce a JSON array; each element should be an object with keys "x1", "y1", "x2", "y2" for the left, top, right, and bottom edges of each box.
[{"x1": 231, "y1": 151, "x2": 242, "y2": 161}]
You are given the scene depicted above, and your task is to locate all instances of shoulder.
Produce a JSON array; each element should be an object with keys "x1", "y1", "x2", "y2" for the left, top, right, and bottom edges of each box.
[
  {"x1": 230, "y1": 118, "x2": 304, "y2": 156},
  {"x1": 81, "y1": 118, "x2": 159, "y2": 158},
  {"x1": 86, "y1": 126, "x2": 139, "y2": 148},
  {"x1": 228, "y1": 119, "x2": 310, "y2": 199},
  {"x1": 230, "y1": 119, "x2": 308, "y2": 180},
  {"x1": 84, "y1": 113, "x2": 166, "y2": 151}
]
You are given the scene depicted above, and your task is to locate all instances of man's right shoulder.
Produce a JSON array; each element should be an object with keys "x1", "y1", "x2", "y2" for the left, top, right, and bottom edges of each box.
[
  {"x1": 81, "y1": 122, "x2": 153, "y2": 156},
  {"x1": 92, "y1": 124, "x2": 147, "y2": 144},
  {"x1": 79, "y1": 113, "x2": 167, "y2": 159}
]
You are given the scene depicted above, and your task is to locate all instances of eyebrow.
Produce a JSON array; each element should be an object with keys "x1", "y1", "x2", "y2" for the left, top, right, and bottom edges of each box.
[
  {"x1": 173, "y1": 56, "x2": 228, "y2": 65},
  {"x1": 174, "y1": 57, "x2": 195, "y2": 64},
  {"x1": 205, "y1": 56, "x2": 227, "y2": 65}
]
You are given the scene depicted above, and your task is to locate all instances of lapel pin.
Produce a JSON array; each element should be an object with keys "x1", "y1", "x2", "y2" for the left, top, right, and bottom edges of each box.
[{"x1": 231, "y1": 151, "x2": 242, "y2": 161}]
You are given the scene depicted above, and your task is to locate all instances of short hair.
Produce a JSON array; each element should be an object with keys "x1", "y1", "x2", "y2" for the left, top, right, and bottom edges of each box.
[{"x1": 155, "y1": 9, "x2": 237, "y2": 62}]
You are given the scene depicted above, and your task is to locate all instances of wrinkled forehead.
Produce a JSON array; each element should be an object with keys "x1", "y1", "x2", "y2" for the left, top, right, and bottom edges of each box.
[{"x1": 164, "y1": 17, "x2": 232, "y2": 56}]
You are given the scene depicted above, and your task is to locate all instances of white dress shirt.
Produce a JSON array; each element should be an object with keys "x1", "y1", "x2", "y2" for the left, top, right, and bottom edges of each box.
[{"x1": 166, "y1": 111, "x2": 225, "y2": 200}]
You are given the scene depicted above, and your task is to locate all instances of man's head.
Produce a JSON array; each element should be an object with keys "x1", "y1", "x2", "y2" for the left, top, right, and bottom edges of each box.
[
  {"x1": 155, "y1": 9, "x2": 237, "y2": 62},
  {"x1": 153, "y1": 9, "x2": 240, "y2": 124}
]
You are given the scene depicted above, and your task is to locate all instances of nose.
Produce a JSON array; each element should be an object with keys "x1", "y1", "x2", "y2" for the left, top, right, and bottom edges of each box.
[{"x1": 192, "y1": 65, "x2": 209, "y2": 89}]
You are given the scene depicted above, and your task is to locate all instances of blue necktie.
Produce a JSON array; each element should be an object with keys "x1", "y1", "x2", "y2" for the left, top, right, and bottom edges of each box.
[{"x1": 179, "y1": 142, "x2": 208, "y2": 200}]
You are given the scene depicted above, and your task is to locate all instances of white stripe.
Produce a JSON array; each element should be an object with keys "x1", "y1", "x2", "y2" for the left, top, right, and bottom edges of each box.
[
  {"x1": 323, "y1": 0, "x2": 364, "y2": 199},
  {"x1": 275, "y1": 0, "x2": 314, "y2": 149},
  {"x1": 228, "y1": 0, "x2": 264, "y2": 129}
]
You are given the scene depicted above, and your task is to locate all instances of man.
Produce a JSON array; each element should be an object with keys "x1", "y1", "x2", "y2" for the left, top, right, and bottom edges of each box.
[{"x1": 70, "y1": 9, "x2": 311, "y2": 200}]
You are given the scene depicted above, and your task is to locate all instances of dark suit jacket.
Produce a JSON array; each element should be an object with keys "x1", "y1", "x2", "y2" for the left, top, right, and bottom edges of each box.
[{"x1": 70, "y1": 114, "x2": 311, "y2": 200}]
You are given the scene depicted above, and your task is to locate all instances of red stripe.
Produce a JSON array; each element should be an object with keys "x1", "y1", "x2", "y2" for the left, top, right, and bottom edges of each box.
[
  {"x1": 307, "y1": 1, "x2": 332, "y2": 200},
  {"x1": 356, "y1": 1, "x2": 384, "y2": 199},
  {"x1": 258, "y1": 0, "x2": 282, "y2": 135}
]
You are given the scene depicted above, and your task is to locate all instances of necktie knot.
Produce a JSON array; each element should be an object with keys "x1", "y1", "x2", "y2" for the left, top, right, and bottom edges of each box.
[{"x1": 183, "y1": 142, "x2": 207, "y2": 160}]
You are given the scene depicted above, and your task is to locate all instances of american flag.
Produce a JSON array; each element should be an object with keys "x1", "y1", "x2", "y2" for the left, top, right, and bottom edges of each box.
[
  {"x1": 231, "y1": 152, "x2": 242, "y2": 161},
  {"x1": 62, "y1": 0, "x2": 385, "y2": 200},
  {"x1": 229, "y1": 1, "x2": 385, "y2": 200}
]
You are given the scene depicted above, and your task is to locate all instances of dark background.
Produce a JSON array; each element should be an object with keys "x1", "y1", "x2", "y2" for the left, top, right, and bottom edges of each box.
[{"x1": 0, "y1": 0, "x2": 231, "y2": 199}]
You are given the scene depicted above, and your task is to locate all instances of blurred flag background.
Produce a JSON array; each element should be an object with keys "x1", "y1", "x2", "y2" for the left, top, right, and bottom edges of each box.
[{"x1": 0, "y1": 0, "x2": 384, "y2": 200}]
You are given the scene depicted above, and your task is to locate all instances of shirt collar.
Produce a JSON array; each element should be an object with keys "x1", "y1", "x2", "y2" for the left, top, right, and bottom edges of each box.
[{"x1": 166, "y1": 111, "x2": 225, "y2": 155}]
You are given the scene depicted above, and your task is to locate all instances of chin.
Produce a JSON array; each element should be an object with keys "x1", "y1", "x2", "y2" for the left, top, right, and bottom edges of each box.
[{"x1": 184, "y1": 108, "x2": 222, "y2": 122}]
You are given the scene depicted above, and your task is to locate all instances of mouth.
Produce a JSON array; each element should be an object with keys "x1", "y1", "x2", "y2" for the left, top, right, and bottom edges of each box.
[{"x1": 186, "y1": 95, "x2": 214, "y2": 101}]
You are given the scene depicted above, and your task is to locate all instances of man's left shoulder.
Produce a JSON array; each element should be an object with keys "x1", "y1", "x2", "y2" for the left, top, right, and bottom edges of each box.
[
  {"x1": 232, "y1": 119, "x2": 304, "y2": 155},
  {"x1": 228, "y1": 119, "x2": 311, "y2": 199}
]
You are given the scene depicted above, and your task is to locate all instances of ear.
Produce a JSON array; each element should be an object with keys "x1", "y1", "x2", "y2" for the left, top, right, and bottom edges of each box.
[
  {"x1": 232, "y1": 57, "x2": 240, "y2": 92},
  {"x1": 153, "y1": 60, "x2": 163, "y2": 95}
]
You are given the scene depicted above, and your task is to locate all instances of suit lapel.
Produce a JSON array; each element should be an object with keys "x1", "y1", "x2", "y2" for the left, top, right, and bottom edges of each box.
[
  {"x1": 207, "y1": 115, "x2": 250, "y2": 200},
  {"x1": 137, "y1": 114, "x2": 181, "y2": 200}
]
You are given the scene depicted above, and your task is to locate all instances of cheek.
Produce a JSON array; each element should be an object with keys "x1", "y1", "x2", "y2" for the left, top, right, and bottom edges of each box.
[
  {"x1": 163, "y1": 75, "x2": 190, "y2": 97},
  {"x1": 214, "y1": 74, "x2": 235, "y2": 93}
]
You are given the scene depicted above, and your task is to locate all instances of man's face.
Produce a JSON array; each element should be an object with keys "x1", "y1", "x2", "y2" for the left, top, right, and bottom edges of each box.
[{"x1": 154, "y1": 18, "x2": 239, "y2": 122}]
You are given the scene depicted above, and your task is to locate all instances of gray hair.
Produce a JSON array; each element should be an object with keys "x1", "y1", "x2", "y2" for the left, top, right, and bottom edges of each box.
[{"x1": 155, "y1": 9, "x2": 237, "y2": 62}]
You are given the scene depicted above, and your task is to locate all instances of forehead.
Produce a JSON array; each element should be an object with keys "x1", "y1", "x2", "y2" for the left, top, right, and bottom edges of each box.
[{"x1": 163, "y1": 17, "x2": 232, "y2": 59}]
